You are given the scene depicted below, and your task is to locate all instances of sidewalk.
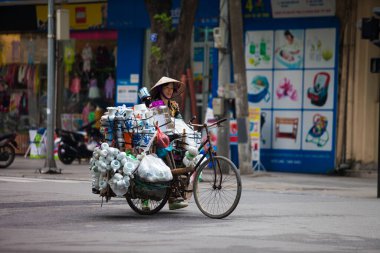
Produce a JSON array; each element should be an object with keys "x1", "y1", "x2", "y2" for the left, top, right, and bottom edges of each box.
[{"x1": 1, "y1": 156, "x2": 378, "y2": 199}]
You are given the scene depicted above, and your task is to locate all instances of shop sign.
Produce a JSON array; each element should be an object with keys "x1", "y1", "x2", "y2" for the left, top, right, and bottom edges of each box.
[
  {"x1": 36, "y1": 3, "x2": 106, "y2": 30},
  {"x1": 271, "y1": 0, "x2": 335, "y2": 18},
  {"x1": 116, "y1": 80, "x2": 138, "y2": 105},
  {"x1": 107, "y1": 0, "x2": 218, "y2": 29},
  {"x1": 242, "y1": 0, "x2": 272, "y2": 19}
]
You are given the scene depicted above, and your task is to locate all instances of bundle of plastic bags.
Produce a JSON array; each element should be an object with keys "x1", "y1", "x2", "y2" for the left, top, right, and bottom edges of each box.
[{"x1": 137, "y1": 153, "x2": 173, "y2": 182}]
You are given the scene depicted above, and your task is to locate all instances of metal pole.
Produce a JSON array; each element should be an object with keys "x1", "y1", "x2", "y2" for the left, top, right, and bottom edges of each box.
[
  {"x1": 41, "y1": 0, "x2": 60, "y2": 173},
  {"x1": 378, "y1": 87, "x2": 380, "y2": 198},
  {"x1": 217, "y1": 0, "x2": 231, "y2": 160}
]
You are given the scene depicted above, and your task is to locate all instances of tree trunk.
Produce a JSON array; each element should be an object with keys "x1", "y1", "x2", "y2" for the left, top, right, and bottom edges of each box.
[
  {"x1": 229, "y1": 0, "x2": 252, "y2": 175},
  {"x1": 145, "y1": 0, "x2": 198, "y2": 83}
]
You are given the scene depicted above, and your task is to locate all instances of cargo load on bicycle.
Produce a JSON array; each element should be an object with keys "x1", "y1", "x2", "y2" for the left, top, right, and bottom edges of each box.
[{"x1": 89, "y1": 87, "x2": 242, "y2": 219}]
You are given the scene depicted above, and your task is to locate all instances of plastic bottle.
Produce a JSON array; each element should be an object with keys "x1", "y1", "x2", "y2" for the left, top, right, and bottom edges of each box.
[
  {"x1": 183, "y1": 147, "x2": 198, "y2": 168},
  {"x1": 111, "y1": 160, "x2": 121, "y2": 170},
  {"x1": 260, "y1": 38, "x2": 266, "y2": 56},
  {"x1": 249, "y1": 43, "x2": 256, "y2": 54}
]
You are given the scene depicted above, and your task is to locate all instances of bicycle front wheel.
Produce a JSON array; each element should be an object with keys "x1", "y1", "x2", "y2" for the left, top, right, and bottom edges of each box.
[{"x1": 193, "y1": 156, "x2": 242, "y2": 219}]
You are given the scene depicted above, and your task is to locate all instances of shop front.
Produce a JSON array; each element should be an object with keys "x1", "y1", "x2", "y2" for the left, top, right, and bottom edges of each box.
[
  {"x1": 0, "y1": 2, "x2": 115, "y2": 156},
  {"x1": 36, "y1": 3, "x2": 116, "y2": 131}
]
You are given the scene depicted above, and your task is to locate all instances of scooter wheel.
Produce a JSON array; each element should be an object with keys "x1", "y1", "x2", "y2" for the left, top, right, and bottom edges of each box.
[
  {"x1": 58, "y1": 145, "x2": 75, "y2": 164},
  {"x1": 0, "y1": 144, "x2": 15, "y2": 168}
]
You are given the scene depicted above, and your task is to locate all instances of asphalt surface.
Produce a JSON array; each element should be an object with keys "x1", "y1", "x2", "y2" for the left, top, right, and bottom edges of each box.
[{"x1": 0, "y1": 156, "x2": 378, "y2": 199}]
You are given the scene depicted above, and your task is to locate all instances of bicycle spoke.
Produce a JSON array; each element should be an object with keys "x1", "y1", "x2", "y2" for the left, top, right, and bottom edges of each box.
[{"x1": 194, "y1": 156, "x2": 242, "y2": 219}]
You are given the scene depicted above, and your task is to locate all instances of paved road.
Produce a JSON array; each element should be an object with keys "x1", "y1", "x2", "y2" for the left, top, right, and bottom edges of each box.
[
  {"x1": 0, "y1": 176, "x2": 380, "y2": 253},
  {"x1": 0, "y1": 157, "x2": 379, "y2": 253},
  {"x1": 1, "y1": 156, "x2": 378, "y2": 199}
]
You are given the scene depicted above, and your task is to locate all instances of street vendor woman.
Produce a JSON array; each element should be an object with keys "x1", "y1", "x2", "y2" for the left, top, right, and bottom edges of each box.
[
  {"x1": 149, "y1": 76, "x2": 188, "y2": 210},
  {"x1": 150, "y1": 76, "x2": 183, "y2": 119}
]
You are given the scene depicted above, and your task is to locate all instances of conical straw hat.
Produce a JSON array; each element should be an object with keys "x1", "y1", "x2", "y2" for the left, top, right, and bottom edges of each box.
[{"x1": 150, "y1": 76, "x2": 185, "y2": 99}]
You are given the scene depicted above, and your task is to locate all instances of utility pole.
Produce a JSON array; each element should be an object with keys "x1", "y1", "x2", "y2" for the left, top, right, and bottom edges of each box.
[
  {"x1": 229, "y1": 0, "x2": 252, "y2": 174},
  {"x1": 216, "y1": 0, "x2": 231, "y2": 159},
  {"x1": 41, "y1": 0, "x2": 60, "y2": 174}
]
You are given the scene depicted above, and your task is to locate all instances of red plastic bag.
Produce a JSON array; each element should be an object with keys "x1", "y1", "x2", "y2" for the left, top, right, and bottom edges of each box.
[{"x1": 156, "y1": 124, "x2": 170, "y2": 148}]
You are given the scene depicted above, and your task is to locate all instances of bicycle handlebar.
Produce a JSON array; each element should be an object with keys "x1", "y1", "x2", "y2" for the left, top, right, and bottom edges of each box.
[{"x1": 188, "y1": 118, "x2": 227, "y2": 128}]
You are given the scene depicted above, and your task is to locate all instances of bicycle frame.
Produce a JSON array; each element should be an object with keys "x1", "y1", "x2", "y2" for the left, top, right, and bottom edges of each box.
[{"x1": 187, "y1": 123, "x2": 222, "y2": 189}]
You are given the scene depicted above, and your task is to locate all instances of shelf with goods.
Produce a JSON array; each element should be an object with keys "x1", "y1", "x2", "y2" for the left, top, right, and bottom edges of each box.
[{"x1": 0, "y1": 63, "x2": 47, "y2": 154}]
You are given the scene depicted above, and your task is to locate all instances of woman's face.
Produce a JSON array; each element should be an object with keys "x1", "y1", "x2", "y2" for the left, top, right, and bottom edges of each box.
[
  {"x1": 161, "y1": 83, "x2": 174, "y2": 99},
  {"x1": 285, "y1": 34, "x2": 294, "y2": 44}
]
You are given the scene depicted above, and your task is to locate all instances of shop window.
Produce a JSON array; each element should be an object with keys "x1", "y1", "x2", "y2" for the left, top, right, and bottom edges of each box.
[{"x1": 60, "y1": 37, "x2": 117, "y2": 130}]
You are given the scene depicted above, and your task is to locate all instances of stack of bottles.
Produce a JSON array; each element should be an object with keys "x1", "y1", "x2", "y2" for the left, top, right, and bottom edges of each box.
[
  {"x1": 99, "y1": 105, "x2": 156, "y2": 153},
  {"x1": 90, "y1": 142, "x2": 140, "y2": 197}
]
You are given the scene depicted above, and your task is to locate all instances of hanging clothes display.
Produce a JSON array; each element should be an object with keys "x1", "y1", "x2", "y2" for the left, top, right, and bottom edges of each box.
[
  {"x1": 70, "y1": 74, "x2": 81, "y2": 101},
  {"x1": 81, "y1": 43, "x2": 93, "y2": 73},
  {"x1": 27, "y1": 38, "x2": 35, "y2": 64},
  {"x1": 88, "y1": 74, "x2": 100, "y2": 99},
  {"x1": 104, "y1": 74, "x2": 115, "y2": 99},
  {"x1": 64, "y1": 45, "x2": 75, "y2": 74}
]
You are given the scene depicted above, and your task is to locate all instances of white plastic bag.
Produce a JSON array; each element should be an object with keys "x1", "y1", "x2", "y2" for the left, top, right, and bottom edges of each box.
[
  {"x1": 137, "y1": 154, "x2": 173, "y2": 182},
  {"x1": 173, "y1": 118, "x2": 201, "y2": 147},
  {"x1": 108, "y1": 173, "x2": 129, "y2": 197}
]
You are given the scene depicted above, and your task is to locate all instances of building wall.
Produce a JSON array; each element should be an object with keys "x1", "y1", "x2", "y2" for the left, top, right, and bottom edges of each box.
[{"x1": 351, "y1": 0, "x2": 380, "y2": 167}]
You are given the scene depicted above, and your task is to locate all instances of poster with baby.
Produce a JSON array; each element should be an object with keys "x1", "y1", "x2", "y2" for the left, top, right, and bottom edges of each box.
[{"x1": 274, "y1": 29, "x2": 304, "y2": 69}]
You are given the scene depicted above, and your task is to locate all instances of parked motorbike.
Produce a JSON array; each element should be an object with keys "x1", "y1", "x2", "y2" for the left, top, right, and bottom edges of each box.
[
  {"x1": 0, "y1": 133, "x2": 18, "y2": 168},
  {"x1": 55, "y1": 121, "x2": 102, "y2": 165}
]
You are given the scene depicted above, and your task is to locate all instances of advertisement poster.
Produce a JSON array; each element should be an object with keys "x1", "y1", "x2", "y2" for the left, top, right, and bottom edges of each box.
[
  {"x1": 305, "y1": 28, "x2": 336, "y2": 69},
  {"x1": 272, "y1": 110, "x2": 302, "y2": 150},
  {"x1": 245, "y1": 31, "x2": 273, "y2": 69},
  {"x1": 249, "y1": 107, "x2": 261, "y2": 161},
  {"x1": 302, "y1": 111, "x2": 333, "y2": 151},
  {"x1": 273, "y1": 70, "x2": 302, "y2": 109},
  {"x1": 303, "y1": 69, "x2": 335, "y2": 109},
  {"x1": 244, "y1": 19, "x2": 338, "y2": 173},
  {"x1": 274, "y1": 29, "x2": 304, "y2": 69},
  {"x1": 246, "y1": 70, "x2": 273, "y2": 109},
  {"x1": 230, "y1": 119, "x2": 238, "y2": 145},
  {"x1": 260, "y1": 109, "x2": 272, "y2": 149}
]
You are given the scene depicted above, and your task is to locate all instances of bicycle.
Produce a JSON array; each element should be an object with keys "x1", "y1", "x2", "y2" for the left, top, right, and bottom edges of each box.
[{"x1": 125, "y1": 118, "x2": 242, "y2": 219}]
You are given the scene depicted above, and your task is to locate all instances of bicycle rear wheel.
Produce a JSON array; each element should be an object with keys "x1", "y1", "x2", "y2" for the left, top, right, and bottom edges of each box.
[
  {"x1": 126, "y1": 187, "x2": 170, "y2": 215},
  {"x1": 193, "y1": 156, "x2": 242, "y2": 219}
]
